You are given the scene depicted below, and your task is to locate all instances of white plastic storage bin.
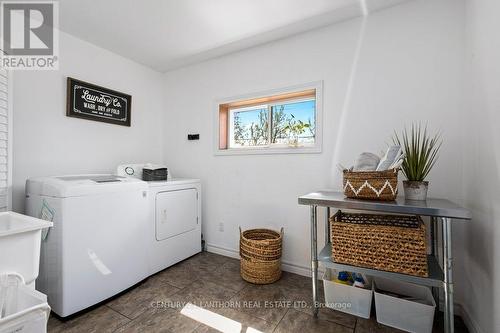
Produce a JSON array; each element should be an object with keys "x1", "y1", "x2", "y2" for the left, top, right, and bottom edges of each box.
[
  {"x1": 323, "y1": 269, "x2": 373, "y2": 319},
  {"x1": 0, "y1": 279, "x2": 51, "y2": 333},
  {"x1": 374, "y1": 277, "x2": 435, "y2": 333},
  {"x1": 0, "y1": 212, "x2": 53, "y2": 284}
]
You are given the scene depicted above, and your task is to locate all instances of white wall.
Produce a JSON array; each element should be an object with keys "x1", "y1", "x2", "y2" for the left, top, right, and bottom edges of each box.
[
  {"x1": 12, "y1": 31, "x2": 164, "y2": 212},
  {"x1": 12, "y1": 0, "x2": 489, "y2": 330},
  {"x1": 162, "y1": 0, "x2": 465, "y2": 278},
  {"x1": 461, "y1": 0, "x2": 500, "y2": 332}
]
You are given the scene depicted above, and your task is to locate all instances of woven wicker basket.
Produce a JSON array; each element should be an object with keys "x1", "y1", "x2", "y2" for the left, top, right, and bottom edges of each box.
[
  {"x1": 240, "y1": 227, "x2": 283, "y2": 284},
  {"x1": 331, "y1": 211, "x2": 428, "y2": 277},
  {"x1": 343, "y1": 169, "x2": 399, "y2": 201}
]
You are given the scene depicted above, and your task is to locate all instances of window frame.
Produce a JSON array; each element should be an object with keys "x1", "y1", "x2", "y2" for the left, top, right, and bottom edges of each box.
[
  {"x1": 266, "y1": 96, "x2": 317, "y2": 148},
  {"x1": 228, "y1": 104, "x2": 271, "y2": 149},
  {"x1": 214, "y1": 81, "x2": 323, "y2": 156}
]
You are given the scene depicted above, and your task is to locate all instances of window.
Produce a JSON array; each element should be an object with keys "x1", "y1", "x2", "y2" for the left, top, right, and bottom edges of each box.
[{"x1": 217, "y1": 82, "x2": 322, "y2": 154}]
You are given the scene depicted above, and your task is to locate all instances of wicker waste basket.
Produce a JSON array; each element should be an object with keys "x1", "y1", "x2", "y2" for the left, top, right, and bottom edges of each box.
[
  {"x1": 240, "y1": 227, "x2": 283, "y2": 284},
  {"x1": 331, "y1": 211, "x2": 428, "y2": 277}
]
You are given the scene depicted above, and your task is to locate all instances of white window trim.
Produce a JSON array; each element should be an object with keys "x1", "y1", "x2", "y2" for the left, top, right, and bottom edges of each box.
[{"x1": 214, "y1": 81, "x2": 323, "y2": 156}]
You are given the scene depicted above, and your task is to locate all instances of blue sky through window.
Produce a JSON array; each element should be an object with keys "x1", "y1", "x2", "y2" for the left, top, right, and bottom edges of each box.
[
  {"x1": 234, "y1": 100, "x2": 315, "y2": 128},
  {"x1": 234, "y1": 107, "x2": 267, "y2": 126},
  {"x1": 274, "y1": 100, "x2": 315, "y2": 125},
  {"x1": 230, "y1": 99, "x2": 316, "y2": 147}
]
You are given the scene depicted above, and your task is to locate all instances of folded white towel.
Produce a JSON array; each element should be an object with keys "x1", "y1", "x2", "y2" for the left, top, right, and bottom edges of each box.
[
  {"x1": 353, "y1": 152, "x2": 380, "y2": 171},
  {"x1": 376, "y1": 145, "x2": 402, "y2": 171}
]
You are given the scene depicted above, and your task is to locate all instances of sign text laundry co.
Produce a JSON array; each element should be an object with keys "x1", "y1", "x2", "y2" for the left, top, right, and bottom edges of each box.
[{"x1": 67, "y1": 77, "x2": 131, "y2": 126}]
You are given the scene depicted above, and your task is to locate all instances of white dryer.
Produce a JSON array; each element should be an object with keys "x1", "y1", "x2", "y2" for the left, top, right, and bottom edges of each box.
[
  {"x1": 117, "y1": 164, "x2": 201, "y2": 275},
  {"x1": 25, "y1": 175, "x2": 149, "y2": 317}
]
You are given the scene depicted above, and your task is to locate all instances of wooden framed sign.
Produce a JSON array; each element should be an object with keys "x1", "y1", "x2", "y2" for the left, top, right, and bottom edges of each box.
[{"x1": 66, "y1": 77, "x2": 132, "y2": 126}]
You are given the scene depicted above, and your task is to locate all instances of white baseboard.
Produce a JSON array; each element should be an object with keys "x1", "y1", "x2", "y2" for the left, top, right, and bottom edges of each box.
[
  {"x1": 207, "y1": 243, "x2": 483, "y2": 333},
  {"x1": 206, "y1": 243, "x2": 239, "y2": 260},
  {"x1": 458, "y1": 303, "x2": 483, "y2": 333},
  {"x1": 434, "y1": 297, "x2": 483, "y2": 333},
  {"x1": 206, "y1": 243, "x2": 319, "y2": 277}
]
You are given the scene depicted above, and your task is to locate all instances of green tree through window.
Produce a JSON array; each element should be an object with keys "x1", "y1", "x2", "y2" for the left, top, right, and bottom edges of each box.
[{"x1": 229, "y1": 99, "x2": 315, "y2": 148}]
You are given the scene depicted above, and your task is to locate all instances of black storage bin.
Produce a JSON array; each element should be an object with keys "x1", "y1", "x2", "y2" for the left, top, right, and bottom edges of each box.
[{"x1": 142, "y1": 167, "x2": 168, "y2": 181}]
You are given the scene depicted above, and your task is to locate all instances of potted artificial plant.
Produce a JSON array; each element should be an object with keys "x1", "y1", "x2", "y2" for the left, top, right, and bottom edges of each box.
[{"x1": 393, "y1": 123, "x2": 442, "y2": 201}]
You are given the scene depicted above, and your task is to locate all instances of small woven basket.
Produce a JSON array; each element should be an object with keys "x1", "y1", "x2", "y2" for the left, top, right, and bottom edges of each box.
[
  {"x1": 343, "y1": 169, "x2": 399, "y2": 201},
  {"x1": 240, "y1": 227, "x2": 283, "y2": 284},
  {"x1": 331, "y1": 211, "x2": 428, "y2": 277}
]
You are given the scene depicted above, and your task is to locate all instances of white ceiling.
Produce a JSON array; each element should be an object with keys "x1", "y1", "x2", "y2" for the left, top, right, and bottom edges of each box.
[{"x1": 59, "y1": 0, "x2": 410, "y2": 72}]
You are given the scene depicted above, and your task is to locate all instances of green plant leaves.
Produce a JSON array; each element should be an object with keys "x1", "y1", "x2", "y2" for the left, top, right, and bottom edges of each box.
[{"x1": 393, "y1": 123, "x2": 442, "y2": 181}]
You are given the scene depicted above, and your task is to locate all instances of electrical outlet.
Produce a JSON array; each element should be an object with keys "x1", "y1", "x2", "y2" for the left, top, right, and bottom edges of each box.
[{"x1": 218, "y1": 222, "x2": 224, "y2": 232}]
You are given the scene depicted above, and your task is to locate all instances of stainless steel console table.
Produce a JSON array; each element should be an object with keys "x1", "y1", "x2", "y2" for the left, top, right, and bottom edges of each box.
[{"x1": 298, "y1": 191, "x2": 471, "y2": 333}]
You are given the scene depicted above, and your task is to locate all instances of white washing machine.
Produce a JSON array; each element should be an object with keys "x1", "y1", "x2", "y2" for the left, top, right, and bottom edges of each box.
[
  {"x1": 117, "y1": 164, "x2": 201, "y2": 275},
  {"x1": 25, "y1": 175, "x2": 150, "y2": 317}
]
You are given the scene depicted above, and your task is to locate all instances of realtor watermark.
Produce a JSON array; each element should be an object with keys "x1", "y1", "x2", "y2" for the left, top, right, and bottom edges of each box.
[
  {"x1": 0, "y1": 1, "x2": 59, "y2": 70},
  {"x1": 151, "y1": 300, "x2": 352, "y2": 311}
]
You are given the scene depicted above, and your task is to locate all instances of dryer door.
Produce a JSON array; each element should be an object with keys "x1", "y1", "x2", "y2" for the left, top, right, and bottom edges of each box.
[{"x1": 155, "y1": 189, "x2": 198, "y2": 241}]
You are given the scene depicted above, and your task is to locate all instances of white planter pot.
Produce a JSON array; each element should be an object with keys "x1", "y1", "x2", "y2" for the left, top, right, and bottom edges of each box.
[{"x1": 403, "y1": 181, "x2": 429, "y2": 201}]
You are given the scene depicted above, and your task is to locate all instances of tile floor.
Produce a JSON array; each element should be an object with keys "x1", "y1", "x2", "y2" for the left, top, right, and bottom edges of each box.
[{"x1": 48, "y1": 252, "x2": 468, "y2": 333}]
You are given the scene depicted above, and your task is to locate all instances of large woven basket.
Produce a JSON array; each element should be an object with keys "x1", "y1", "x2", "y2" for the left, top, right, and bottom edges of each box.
[
  {"x1": 343, "y1": 169, "x2": 398, "y2": 201},
  {"x1": 240, "y1": 228, "x2": 283, "y2": 284},
  {"x1": 331, "y1": 211, "x2": 428, "y2": 277}
]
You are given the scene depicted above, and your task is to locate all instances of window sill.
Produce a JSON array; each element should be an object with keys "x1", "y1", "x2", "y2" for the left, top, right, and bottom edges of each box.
[{"x1": 214, "y1": 146, "x2": 322, "y2": 156}]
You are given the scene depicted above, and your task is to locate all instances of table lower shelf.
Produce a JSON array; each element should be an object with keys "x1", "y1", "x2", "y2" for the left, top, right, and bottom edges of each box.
[{"x1": 319, "y1": 243, "x2": 444, "y2": 288}]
